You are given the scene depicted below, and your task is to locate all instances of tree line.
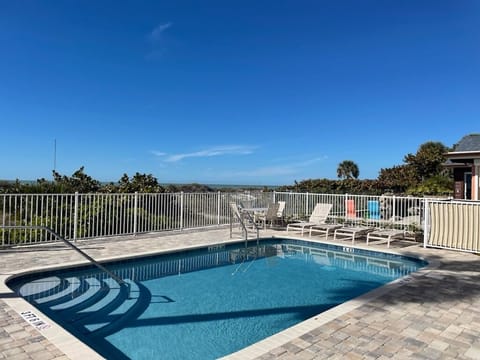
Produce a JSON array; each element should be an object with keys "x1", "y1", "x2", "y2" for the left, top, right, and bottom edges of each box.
[
  {"x1": 1, "y1": 141, "x2": 453, "y2": 196},
  {"x1": 278, "y1": 141, "x2": 453, "y2": 196},
  {"x1": 0, "y1": 169, "x2": 218, "y2": 194}
]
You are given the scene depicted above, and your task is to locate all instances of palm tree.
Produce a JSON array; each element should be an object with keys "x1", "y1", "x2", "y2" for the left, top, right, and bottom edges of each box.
[{"x1": 337, "y1": 160, "x2": 360, "y2": 179}]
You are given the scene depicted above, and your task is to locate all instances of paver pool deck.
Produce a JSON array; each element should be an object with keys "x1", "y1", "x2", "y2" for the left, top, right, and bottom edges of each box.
[{"x1": 1, "y1": 228, "x2": 480, "y2": 359}]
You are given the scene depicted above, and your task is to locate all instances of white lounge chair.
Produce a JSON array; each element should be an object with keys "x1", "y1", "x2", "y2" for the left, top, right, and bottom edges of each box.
[
  {"x1": 286, "y1": 203, "x2": 333, "y2": 235},
  {"x1": 366, "y1": 229, "x2": 405, "y2": 248},
  {"x1": 333, "y1": 226, "x2": 374, "y2": 244},
  {"x1": 309, "y1": 223, "x2": 343, "y2": 239}
]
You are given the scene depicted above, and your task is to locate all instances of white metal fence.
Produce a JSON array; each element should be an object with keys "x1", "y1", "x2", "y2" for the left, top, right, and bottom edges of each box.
[
  {"x1": 0, "y1": 191, "x2": 441, "y2": 247},
  {"x1": 274, "y1": 192, "x2": 427, "y2": 233},
  {"x1": 0, "y1": 191, "x2": 272, "y2": 246}
]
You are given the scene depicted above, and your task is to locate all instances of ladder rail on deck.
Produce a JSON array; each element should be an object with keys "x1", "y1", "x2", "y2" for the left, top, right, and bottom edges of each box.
[
  {"x1": 229, "y1": 203, "x2": 261, "y2": 275},
  {"x1": 241, "y1": 210, "x2": 261, "y2": 241},
  {"x1": 0, "y1": 225, "x2": 127, "y2": 288},
  {"x1": 229, "y1": 203, "x2": 260, "y2": 241}
]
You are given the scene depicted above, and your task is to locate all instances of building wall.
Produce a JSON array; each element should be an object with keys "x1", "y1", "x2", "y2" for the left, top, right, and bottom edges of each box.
[
  {"x1": 453, "y1": 168, "x2": 468, "y2": 199},
  {"x1": 453, "y1": 166, "x2": 478, "y2": 200}
]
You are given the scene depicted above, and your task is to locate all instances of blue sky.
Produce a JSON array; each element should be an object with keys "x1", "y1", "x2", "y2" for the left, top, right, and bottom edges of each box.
[{"x1": 1, "y1": 1, "x2": 479, "y2": 185}]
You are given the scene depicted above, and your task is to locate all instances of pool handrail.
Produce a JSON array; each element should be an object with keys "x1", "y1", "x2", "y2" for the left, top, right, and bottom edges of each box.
[
  {"x1": 229, "y1": 202, "x2": 260, "y2": 241},
  {"x1": 0, "y1": 225, "x2": 128, "y2": 288}
]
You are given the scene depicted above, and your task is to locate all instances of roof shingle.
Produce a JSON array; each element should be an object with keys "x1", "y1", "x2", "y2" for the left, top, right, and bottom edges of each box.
[{"x1": 453, "y1": 134, "x2": 480, "y2": 152}]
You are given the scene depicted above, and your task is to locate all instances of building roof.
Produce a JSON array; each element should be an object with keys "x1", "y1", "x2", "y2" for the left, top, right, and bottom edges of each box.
[
  {"x1": 452, "y1": 134, "x2": 480, "y2": 152},
  {"x1": 445, "y1": 134, "x2": 480, "y2": 164}
]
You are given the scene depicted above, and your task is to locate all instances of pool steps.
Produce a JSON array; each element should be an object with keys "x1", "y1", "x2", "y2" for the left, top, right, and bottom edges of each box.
[
  {"x1": 17, "y1": 275, "x2": 145, "y2": 337},
  {"x1": 18, "y1": 276, "x2": 62, "y2": 296},
  {"x1": 32, "y1": 277, "x2": 82, "y2": 304},
  {"x1": 51, "y1": 278, "x2": 102, "y2": 310},
  {"x1": 84, "y1": 280, "x2": 139, "y2": 333},
  {"x1": 76, "y1": 278, "x2": 122, "y2": 316},
  {"x1": 90, "y1": 281, "x2": 150, "y2": 338}
]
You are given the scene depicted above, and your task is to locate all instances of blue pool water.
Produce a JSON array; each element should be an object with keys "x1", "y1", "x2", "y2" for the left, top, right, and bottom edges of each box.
[{"x1": 9, "y1": 238, "x2": 426, "y2": 359}]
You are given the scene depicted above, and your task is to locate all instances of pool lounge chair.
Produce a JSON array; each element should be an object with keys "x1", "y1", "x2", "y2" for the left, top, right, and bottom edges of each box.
[
  {"x1": 333, "y1": 226, "x2": 374, "y2": 244},
  {"x1": 368, "y1": 200, "x2": 381, "y2": 220},
  {"x1": 343, "y1": 199, "x2": 365, "y2": 224},
  {"x1": 286, "y1": 203, "x2": 332, "y2": 235},
  {"x1": 366, "y1": 229, "x2": 405, "y2": 248},
  {"x1": 309, "y1": 223, "x2": 343, "y2": 239},
  {"x1": 346, "y1": 199, "x2": 356, "y2": 218}
]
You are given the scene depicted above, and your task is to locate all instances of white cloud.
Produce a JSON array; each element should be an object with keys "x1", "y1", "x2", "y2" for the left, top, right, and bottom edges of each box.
[
  {"x1": 218, "y1": 157, "x2": 327, "y2": 178},
  {"x1": 148, "y1": 22, "x2": 172, "y2": 42},
  {"x1": 293, "y1": 156, "x2": 328, "y2": 167},
  {"x1": 151, "y1": 145, "x2": 256, "y2": 162},
  {"x1": 145, "y1": 22, "x2": 172, "y2": 60},
  {"x1": 164, "y1": 145, "x2": 256, "y2": 162},
  {"x1": 150, "y1": 150, "x2": 167, "y2": 157}
]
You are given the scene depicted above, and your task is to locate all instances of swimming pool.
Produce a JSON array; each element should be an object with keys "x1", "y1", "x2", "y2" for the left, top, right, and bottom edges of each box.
[{"x1": 8, "y1": 238, "x2": 426, "y2": 359}]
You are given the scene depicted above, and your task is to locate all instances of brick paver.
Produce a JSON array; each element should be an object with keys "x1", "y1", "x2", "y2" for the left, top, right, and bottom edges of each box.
[{"x1": 1, "y1": 228, "x2": 479, "y2": 359}]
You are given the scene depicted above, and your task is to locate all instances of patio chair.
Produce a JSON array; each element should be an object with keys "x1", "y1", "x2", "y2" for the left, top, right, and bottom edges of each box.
[
  {"x1": 366, "y1": 229, "x2": 405, "y2": 248},
  {"x1": 277, "y1": 201, "x2": 286, "y2": 221},
  {"x1": 229, "y1": 202, "x2": 242, "y2": 220},
  {"x1": 346, "y1": 199, "x2": 356, "y2": 218},
  {"x1": 286, "y1": 203, "x2": 333, "y2": 235},
  {"x1": 256, "y1": 202, "x2": 281, "y2": 229},
  {"x1": 333, "y1": 226, "x2": 374, "y2": 244},
  {"x1": 309, "y1": 223, "x2": 343, "y2": 240},
  {"x1": 229, "y1": 202, "x2": 254, "y2": 227},
  {"x1": 368, "y1": 200, "x2": 381, "y2": 220},
  {"x1": 344, "y1": 199, "x2": 363, "y2": 224}
]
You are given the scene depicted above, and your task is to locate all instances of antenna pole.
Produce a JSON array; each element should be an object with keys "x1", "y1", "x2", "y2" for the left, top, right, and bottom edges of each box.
[{"x1": 53, "y1": 139, "x2": 57, "y2": 173}]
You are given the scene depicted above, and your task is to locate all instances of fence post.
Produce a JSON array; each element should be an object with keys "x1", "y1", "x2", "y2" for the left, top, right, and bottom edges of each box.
[
  {"x1": 217, "y1": 191, "x2": 221, "y2": 225},
  {"x1": 1, "y1": 195, "x2": 5, "y2": 246},
  {"x1": 273, "y1": 191, "x2": 276, "y2": 203},
  {"x1": 345, "y1": 193, "x2": 349, "y2": 217},
  {"x1": 392, "y1": 195, "x2": 396, "y2": 220},
  {"x1": 305, "y1": 192, "x2": 309, "y2": 216},
  {"x1": 423, "y1": 198, "x2": 429, "y2": 248},
  {"x1": 73, "y1": 192, "x2": 78, "y2": 242},
  {"x1": 133, "y1": 192, "x2": 138, "y2": 236},
  {"x1": 180, "y1": 192, "x2": 184, "y2": 230}
]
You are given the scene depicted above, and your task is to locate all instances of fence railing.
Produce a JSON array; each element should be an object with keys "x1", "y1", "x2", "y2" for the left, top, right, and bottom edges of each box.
[
  {"x1": 0, "y1": 192, "x2": 273, "y2": 246},
  {"x1": 1, "y1": 191, "x2": 443, "y2": 247},
  {"x1": 274, "y1": 192, "x2": 428, "y2": 230}
]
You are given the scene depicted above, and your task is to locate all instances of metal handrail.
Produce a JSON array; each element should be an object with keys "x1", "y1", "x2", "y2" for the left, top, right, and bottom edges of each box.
[
  {"x1": 229, "y1": 203, "x2": 249, "y2": 240},
  {"x1": 1, "y1": 225, "x2": 127, "y2": 288},
  {"x1": 229, "y1": 203, "x2": 261, "y2": 275},
  {"x1": 229, "y1": 203, "x2": 260, "y2": 241},
  {"x1": 241, "y1": 210, "x2": 261, "y2": 239}
]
